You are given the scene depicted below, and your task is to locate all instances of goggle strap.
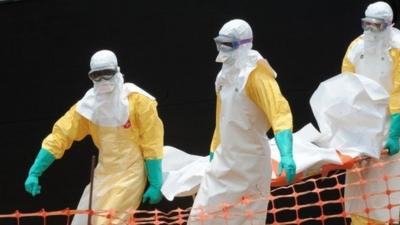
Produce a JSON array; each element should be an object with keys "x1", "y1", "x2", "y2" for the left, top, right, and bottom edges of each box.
[{"x1": 238, "y1": 38, "x2": 253, "y2": 45}]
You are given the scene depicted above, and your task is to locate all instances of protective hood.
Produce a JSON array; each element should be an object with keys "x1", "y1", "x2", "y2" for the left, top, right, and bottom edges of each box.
[
  {"x1": 365, "y1": 1, "x2": 393, "y2": 24},
  {"x1": 215, "y1": 19, "x2": 254, "y2": 68},
  {"x1": 214, "y1": 19, "x2": 276, "y2": 92},
  {"x1": 362, "y1": 1, "x2": 394, "y2": 53},
  {"x1": 89, "y1": 50, "x2": 118, "y2": 74}
]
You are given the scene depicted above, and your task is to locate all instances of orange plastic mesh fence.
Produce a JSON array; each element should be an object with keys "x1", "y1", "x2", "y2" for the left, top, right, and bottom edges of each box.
[
  {"x1": 1, "y1": 155, "x2": 399, "y2": 225},
  {"x1": 0, "y1": 208, "x2": 191, "y2": 225}
]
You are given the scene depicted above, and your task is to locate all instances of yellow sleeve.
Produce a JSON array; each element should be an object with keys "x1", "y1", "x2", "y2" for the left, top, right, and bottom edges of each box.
[
  {"x1": 246, "y1": 61, "x2": 293, "y2": 134},
  {"x1": 342, "y1": 56, "x2": 355, "y2": 73},
  {"x1": 341, "y1": 37, "x2": 360, "y2": 73},
  {"x1": 390, "y1": 48, "x2": 400, "y2": 114},
  {"x1": 132, "y1": 94, "x2": 164, "y2": 160},
  {"x1": 42, "y1": 105, "x2": 89, "y2": 159},
  {"x1": 210, "y1": 93, "x2": 221, "y2": 152}
]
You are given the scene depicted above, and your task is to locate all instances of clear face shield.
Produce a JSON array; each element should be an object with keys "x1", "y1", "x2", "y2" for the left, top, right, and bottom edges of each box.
[
  {"x1": 88, "y1": 69, "x2": 117, "y2": 82},
  {"x1": 361, "y1": 17, "x2": 390, "y2": 33},
  {"x1": 214, "y1": 34, "x2": 253, "y2": 52}
]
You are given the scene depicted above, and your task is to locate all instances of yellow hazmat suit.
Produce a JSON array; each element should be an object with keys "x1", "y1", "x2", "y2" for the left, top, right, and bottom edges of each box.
[
  {"x1": 342, "y1": 38, "x2": 400, "y2": 114},
  {"x1": 24, "y1": 50, "x2": 164, "y2": 225},
  {"x1": 341, "y1": 2, "x2": 400, "y2": 223},
  {"x1": 191, "y1": 59, "x2": 293, "y2": 225},
  {"x1": 210, "y1": 60, "x2": 293, "y2": 152},
  {"x1": 190, "y1": 19, "x2": 294, "y2": 225},
  {"x1": 43, "y1": 92, "x2": 163, "y2": 225}
]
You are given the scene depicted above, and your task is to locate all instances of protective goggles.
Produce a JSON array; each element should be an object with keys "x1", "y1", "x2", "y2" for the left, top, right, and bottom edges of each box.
[
  {"x1": 214, "y1": 34, "x2": 253, "y2": 52},
  {"x1": 88, "y1": 69, "x2": 117, "y2": 82},
  {"x1": 361, "y1": 17, "x2": 389, "y2": 32}
]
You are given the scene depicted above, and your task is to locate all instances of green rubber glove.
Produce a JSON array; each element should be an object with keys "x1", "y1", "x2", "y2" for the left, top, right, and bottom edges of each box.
[
  {"x1": 275, "y1": 129, "x2": 296, "y2": 183},
  {"x1": 209, "y1": 151, "x2": 214, "y2": 162},
  {"x1": 142, "y1": 159, "x2": 163, "y2": 204},
  {"x1": 385, "y1": 113, "x2": 400, "y2": 156},
  {"x1": 24, "y1": 148, "x2": 55, "y2": 197}
]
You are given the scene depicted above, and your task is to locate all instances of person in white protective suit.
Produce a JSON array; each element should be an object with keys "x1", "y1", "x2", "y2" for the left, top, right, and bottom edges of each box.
[
  {"x1": 24, "y1": 50, "x2": 164, "y2": 225},
  {"x1": 188, "y1": 19, "x2": 296, "y2": 225},
  {"x1": 341, "y1": 2, "x2": 400, "y2": 224}
]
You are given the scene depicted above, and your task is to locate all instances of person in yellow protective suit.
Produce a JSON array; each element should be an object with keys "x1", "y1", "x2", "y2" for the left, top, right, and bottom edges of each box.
[
  {"x1": 342, "y1": 2, "x2": 400, "y2": 224},
  {"x1": 24, "y1": 50, "x2": 164, "y2": 225},
  {"x1": 188, "y1": 19, "x2": 296, "y2": 225}
]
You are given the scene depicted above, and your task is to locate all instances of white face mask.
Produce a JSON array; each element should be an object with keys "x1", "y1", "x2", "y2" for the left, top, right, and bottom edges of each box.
[
  {"x1": 93, "y1": 80, "x2": 115, "y2": 94},
  {"x1": 363, "y1": 27, "x2": 391, "y2": 54},
  {"x1": 216, "y1": 51, "x2": 233, "y2": 63},
  {"x1": 364, "y1": 30, "x2": 382, "y2": 42}
]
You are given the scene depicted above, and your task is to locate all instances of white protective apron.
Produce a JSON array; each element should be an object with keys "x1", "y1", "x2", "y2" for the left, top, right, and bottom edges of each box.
[
  {"x1": 345, "y1": 37, "x2": 400, "y2": 222},
  {"x1": 188, "y1": 62, "x2": 271, "y2": 225}
]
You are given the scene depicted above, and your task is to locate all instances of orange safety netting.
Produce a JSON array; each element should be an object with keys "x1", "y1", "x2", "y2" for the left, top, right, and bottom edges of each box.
[{"x1": 1, "y1": 155, "x2": 399, "y2": 225}]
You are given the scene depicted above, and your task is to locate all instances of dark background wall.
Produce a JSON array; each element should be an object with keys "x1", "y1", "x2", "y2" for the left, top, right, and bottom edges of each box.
[{"x1": 0, "y1": 0, "x2": 398, "y2": 224}]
